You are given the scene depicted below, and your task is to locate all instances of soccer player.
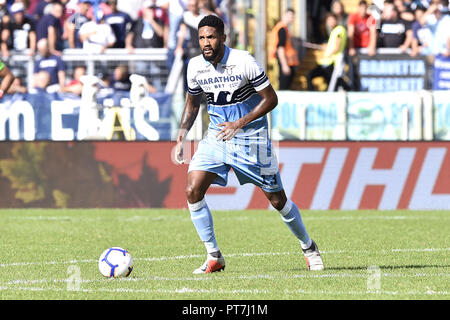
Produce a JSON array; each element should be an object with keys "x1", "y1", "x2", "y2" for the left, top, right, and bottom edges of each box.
[
  {"x1": 0, "y1": 60, "x2": 16, "y2": 99},
  {"x1": 175, "y1": 15, "x2": 324, "y2": 274}
]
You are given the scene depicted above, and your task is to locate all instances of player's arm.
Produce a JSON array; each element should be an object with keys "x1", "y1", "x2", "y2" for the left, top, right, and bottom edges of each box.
[
  {"x1": 368, "y1": 22, "x2": 377, "y2": 56},
  {"x1": 58, "y1": 70, "x2": 66, "y2": 89},
  {"x1": 47, "y1": 26, "x2": 59, "y2": 55},
  {"x1": 148, "y1": 11, "x2": 164, "y2": 39},
  {"x1": 347, "y1": 20, "x2": 356, "y2": 56},
  {"x1": 276, "y1": 28, "x2": 290, "y2": 75},
  {"x1": 1, "y1": 28, "x2": 10, "y2": 58},
  {"x1": 178, "y1": 93, "x2": 203, "y2": 137},
  {"x1": 175, "y1": 23, "x2": 187, "y2": 56},
  {"x1": 175, "y1": 93, "x2": 203, "y2": 164},
  {"x1": 28, "y1": 30, "x2": 37, "y2": 56},
  {"x1": 400, "y1": 28, "x2": 413, "y2": 53},
  {"x1": 66, "y1": 19, "x2": 77, "y2": 49},
  {"x1": 0, "y1": 62, "x2": 16, "y2": 99},
  {"x1": 217, "y1": 84, "x2": 278, "y2": 141},
  {"x1": 125, "y1": 31, "x2": 135, "y2": 53}
]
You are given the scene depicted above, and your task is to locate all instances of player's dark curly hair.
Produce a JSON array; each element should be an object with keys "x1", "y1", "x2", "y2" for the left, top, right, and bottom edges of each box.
[{"x1": 198, "y1": 15, "x2": 225, "y2": 36}]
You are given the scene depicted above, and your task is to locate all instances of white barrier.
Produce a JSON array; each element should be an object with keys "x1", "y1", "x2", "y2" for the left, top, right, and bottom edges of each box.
[{"x1": 271, "y1": 90, "x2": 448, "y2": 141}]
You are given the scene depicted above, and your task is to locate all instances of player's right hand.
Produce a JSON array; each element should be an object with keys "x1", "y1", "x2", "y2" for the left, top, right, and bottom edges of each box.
[{"x1": 175, "y1": 141, "x2": 185, "y2": 165}]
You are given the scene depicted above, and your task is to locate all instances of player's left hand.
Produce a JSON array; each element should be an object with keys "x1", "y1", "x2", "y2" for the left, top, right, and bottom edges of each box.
[{"x1": 217, "y1": 121, "x2": 242, "y2": 141}]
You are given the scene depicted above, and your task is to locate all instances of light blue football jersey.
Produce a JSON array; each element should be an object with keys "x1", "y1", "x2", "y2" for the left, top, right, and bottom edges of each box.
[
  {"x1": 186, "y1": 45, "x2": 271, "y2": 142},
  {"x1": 186, "y1": 46, "x2": 282, "y2": 192}
]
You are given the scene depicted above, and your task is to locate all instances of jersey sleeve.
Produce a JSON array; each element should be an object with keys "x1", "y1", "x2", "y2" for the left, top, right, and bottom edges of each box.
[
  {"x1": 57, "y1": 56, "x2": 65, "y2": 72},
  {"x1": 277, "y1": 28, "x2": 287, "y2": 48},
  {"x1": 244, "y1": 52, "x2": 270, "y2": 91},
  {"x1": 186, "y1": 58, "x2": 203, "y2": 96}
]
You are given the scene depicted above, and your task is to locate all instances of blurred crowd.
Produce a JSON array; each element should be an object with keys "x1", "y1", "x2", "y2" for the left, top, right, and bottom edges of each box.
[
  {"x1": 277, "y1": 0, "x2": 450, "y2": 91},
  {"x1": 2, "y1": 0, "x2": 449, "y2": 95},
  {"x1": 0, "y1": 0, "x2": 230, "y2": 95},
  {"x1": 309, "y1": 0, "x2": 450, "y2": 57}
]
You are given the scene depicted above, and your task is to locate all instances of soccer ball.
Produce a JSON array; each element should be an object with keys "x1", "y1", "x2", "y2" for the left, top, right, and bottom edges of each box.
[{"x1": 98, "y1": 247, "x2": 134, "y2": 278}]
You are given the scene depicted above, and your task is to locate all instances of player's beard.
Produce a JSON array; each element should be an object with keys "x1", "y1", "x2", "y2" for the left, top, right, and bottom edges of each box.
[{"x1": 202, "y1": 45, "x2": 220, "y2": 62}]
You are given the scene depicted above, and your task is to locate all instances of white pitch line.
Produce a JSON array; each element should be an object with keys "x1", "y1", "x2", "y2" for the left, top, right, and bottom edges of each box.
[
  {"x1": 390, "y1": 248, "x2": 450, "y2": 253},
  {"x1": 0, "y1": 248, "x2": 449, "y2": 268},
  {"x1": 283, "y1": 289, "x2": 450, "y2": 296},
  {"x1": 0, "y1": 285, "x2": 448, "y2": 297},
  {"x1": 0, "y1": 285, "x2": 270, "y2": 295},
  {"x1": 1, "y1": 272, "x2": 449, "y2": 288},
  {"x1": 0, "y1": 259, "x2": 96, "y2": 268}
]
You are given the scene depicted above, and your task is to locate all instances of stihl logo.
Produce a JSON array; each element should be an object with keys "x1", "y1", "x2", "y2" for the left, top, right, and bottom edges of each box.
[{"x1": 206, "y1": 144, "x2": 450, "y2": 210}]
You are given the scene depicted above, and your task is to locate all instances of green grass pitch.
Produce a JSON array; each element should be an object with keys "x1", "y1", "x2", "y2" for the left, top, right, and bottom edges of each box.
[{"x1": 0, "y1": 209, "x2": 449, "y2": 300}]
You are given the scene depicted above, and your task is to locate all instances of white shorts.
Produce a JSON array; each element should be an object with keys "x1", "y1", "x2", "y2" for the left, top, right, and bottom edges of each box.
[{"x1": 188, "y1": 130, "x2": 283, "y2": 193}]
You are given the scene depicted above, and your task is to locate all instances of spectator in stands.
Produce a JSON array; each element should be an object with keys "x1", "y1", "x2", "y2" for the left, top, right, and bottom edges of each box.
[
  {"x1": 62, "y1": 65, "x2": 85, "y2": 95},
  {"x1": 406, "y1": 0, "x2": 430, "y2": 10},
  {"x1": 307, "y1": 13, "x2": 350, "y2": 91},
  {"x1": 215, "y1": 0, "x2": 230, "y2": 23},
  {"x1": 271, "y1": 8, "x2": 300, "y2": 90},
  {"x1": 347, "y1": 0, "x2": 377, "y2": 91},
  {"x1": 63, "y1": 0, "x2": 81, "y2": 20},
  {"x1": 35, "y1": 1, "x2": 65, "y2": 55},
  {"x1": 125, "y1": 0, "x2": 169, "y2": 52},
  {"x1": 0, "y1": 58, "x2": 16, "y2": 99},
  {"x1": 105, "y1": 0, "x2": 133, "y2": 48},
  {"x1": 307, "y1": 0, "x2": 333, "y2": 43},
  {"x1": 410, "y1": 6, "x2": 434, "y2": 56},
  {"x1": 79, "y1": 8, "x2": 116, "y2": 53},
  {"x1": 112, "y1": 0, "x2": 141, "y2": 21},
  {"x1": 125, "y1": 0, "x2": 169, "y2": 92},
  {"x1": 348, "y1": 0, "x2": 377, "y2": 57},
  {"x1": 65, "y1": 0, "x2": 92, "y2": 49},
  {"x1": 159, "y1": 0, "x2": 187, "y2": 68},
  {"x1": 375, "y1": 1, "x2": 413, "y2": 52},
  {"x1": 108, "y1": 64, "x2": 131, "y2": 91},
  {"x1": 0, "y1": 0, "x2": 10, "y2": 31},
  {"x1": 394, "y1": 0, "x2": 416, "y2": 21},
  {"x1": 32, "y1": 0, "x2": 55, "y2": 21},
  {"x1": 26, "y1": 0, "x2": 40, "y2": 15},
  {"x1": 32, "y1": 70, "x2": 52, "y2": 92},
  {"x1": 175, "y1": 0, "x2": 207, "y2": 91},
  {"x1": 175, "y1": 0, "x2": 206, "y2": 59},
  {"x1": 329, "y1": 0, "x2": 348, "y2": 33},
  {"x1": 33, "y1": 38, "x2": 66, "y2": 92},
  {"x1": 1, "y1": 2, "x2": 37, "y2": 58},
  {"x1": 418, "y1": 0, "x2": 450, "y2": 56},
  {"x1": 109, "y1": 63, "x2": 156, "y2": 94},
  {"x1": 199, "y1": 0, "x2": 218, "y2": 16}
]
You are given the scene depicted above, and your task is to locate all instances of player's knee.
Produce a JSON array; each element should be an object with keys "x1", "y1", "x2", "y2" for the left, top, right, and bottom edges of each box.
[
  {"x1": 268, "y1": 196, "x2": 286, "y2": 211},
  {"x1": 264, "y1": 190, "x2": 287, "y2": 211},
  {"x1": 186, "y1": 184, "x2": 203, "y2": 204},
  {"x1": 270, "y1": 199, "x2": 285, "y2": 211}
]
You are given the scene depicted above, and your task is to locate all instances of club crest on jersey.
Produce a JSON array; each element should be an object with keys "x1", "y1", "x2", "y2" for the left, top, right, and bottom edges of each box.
[{"x1": 222, "y1": 65, "x2": 236, "y2": 75}]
